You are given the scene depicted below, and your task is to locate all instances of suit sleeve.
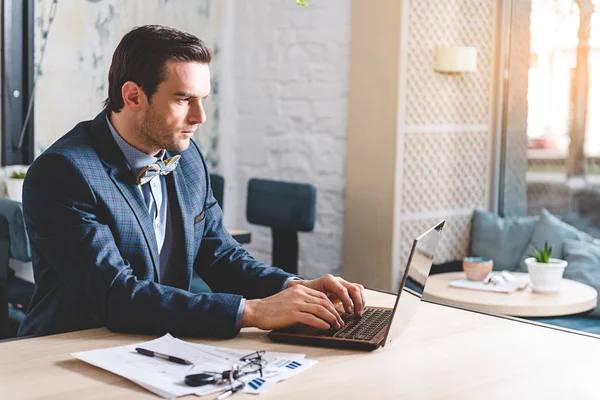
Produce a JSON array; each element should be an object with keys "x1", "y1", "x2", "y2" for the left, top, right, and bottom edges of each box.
[
  {"x1": 23, "y1": 152, "x2": 242, "y2": 338},
  {"x1": 192, "y1": 146, "x2": 300, "y2": 299}
]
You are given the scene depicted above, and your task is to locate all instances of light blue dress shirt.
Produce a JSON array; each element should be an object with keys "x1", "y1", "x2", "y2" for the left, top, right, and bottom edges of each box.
[
  {"x1": 105, "y1": 117, "x2": 172, "y2": 267},
  {"x1": 106, "y1": 116, "x2": 298, "y2": 330}
]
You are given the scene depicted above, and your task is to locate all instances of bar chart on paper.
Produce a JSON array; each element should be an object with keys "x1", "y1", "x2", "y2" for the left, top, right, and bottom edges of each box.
[{"x1": 72, "y1": 333, "x2": 317, "y2": 398}]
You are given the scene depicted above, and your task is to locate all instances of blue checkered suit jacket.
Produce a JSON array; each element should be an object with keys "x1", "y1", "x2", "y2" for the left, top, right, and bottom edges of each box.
[{"x1": 19, "y1": 111, "x2": 296, "y2": 338}]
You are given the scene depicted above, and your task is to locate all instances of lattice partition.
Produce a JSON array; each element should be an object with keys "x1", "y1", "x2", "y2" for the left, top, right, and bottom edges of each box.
[
  {"x1": 397, "y1": 215, "x2": 472, "y2": 287},
  {"x1": 401, "y1": 131, "x2": 489, "y2": 214},
  {"x1": 405, "y1": 0, "x2": 495, "y2": 125},
  {"x1": 397, "y1": 0, "x2": 497, "y2": 271}
]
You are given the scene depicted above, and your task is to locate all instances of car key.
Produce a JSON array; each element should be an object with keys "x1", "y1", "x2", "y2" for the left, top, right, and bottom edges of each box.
[{"x1": 185, "y1": 372, "x2": 220, "y2": 387}]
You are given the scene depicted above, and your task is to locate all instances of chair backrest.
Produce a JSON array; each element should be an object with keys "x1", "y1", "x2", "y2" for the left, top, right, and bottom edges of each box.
[
  {"x1": 246, "y1": 179, "x2": 316, "y2": 231},
  {"x1": 246, "y1": 178, "x2": 316, "y2": 274},
  {"x1": 0, "y1": 216, "x2": 9, "y2": 338},
  {"x1": 209, "y1": 173, "x2": 225, "y2": 209},
  {"x1": 0, "y1": 199, "x2": 32, "y2": 338},
  {"x1": 0, "y1": 199, "x2": 31, "y2": 262}
]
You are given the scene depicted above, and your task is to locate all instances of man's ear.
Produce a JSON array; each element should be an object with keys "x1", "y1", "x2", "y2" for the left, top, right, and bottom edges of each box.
[{"x1": 121, "y1": 81, "x2": 146, "y2": 111}]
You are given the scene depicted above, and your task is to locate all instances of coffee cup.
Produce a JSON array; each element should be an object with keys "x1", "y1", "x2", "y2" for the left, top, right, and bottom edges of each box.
[{"x1": 463, "y1": 257, "x2": 493, "y2": 281}]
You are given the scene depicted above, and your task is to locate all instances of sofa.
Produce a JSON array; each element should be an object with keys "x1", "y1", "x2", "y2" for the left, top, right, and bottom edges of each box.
[{"x1": 453, "y1": 208, "x2": 600, "y2": 334}]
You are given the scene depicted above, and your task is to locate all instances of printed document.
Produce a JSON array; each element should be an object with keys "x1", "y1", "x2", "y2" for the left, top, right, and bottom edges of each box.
[{"x1": 72, "y1": 333, "x2": 317, "y2": 398}]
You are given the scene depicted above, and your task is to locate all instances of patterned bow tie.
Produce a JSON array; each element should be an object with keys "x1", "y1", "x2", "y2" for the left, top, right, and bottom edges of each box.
[{"x1": 136, "y1": 155, "x2": 181, "y2": 185}]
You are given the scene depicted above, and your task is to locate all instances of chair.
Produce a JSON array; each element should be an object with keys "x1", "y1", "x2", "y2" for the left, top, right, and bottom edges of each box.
[
  {"x1": 0, "y1": 216, "x2": 10, "y2": 338},
  {"x1": 210, "y1": 173, "x2": 225, "y2": 209},
  {"x1": 245, "y1": 178, "x2": 316, "y2": 275},
  {"x1": 0, "y1": 199, "x2": 33, "y2": 338}
]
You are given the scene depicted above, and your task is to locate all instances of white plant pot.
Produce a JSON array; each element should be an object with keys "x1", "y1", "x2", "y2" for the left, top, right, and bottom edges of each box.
[
  {"x1": 5, "y1": 177, "x2": 24, "y2": 202},
  {"x1": 525, "y1": 257, "x2": 568, "y2": 293}
]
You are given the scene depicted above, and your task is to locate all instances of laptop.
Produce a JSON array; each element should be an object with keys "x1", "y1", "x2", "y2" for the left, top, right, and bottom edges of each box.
[{"x1": 268, "y1": 220, "x2": 445, "y2": 351}]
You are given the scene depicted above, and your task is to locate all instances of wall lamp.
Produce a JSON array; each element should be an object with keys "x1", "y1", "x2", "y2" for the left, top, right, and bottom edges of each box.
[{"x1": 434, "y1": 46, "x2": 478, "y2": 73}]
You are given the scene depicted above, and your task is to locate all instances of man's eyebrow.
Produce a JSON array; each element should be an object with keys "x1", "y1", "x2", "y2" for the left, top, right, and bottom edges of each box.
[
  {"x1": 174, "y1": 91, "x2": 209, "y2": 99},
  {"x1": 174, "y1": 91, "x2": 196, "y2": 98}
]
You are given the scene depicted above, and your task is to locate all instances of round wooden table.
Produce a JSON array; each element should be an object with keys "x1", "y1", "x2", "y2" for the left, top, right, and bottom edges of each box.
[{"x1": 423, "y1": 272, "x2": 598, "y2": 317}]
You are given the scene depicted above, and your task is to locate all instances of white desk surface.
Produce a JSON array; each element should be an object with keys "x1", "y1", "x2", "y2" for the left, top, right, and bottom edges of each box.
[{"x1": 1, "y1": 290, "x2": 600, "y2": 399}]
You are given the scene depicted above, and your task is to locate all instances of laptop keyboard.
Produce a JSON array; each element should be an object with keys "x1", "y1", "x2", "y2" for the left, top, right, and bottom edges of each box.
[{"x1": 327, "y1": 308, "x2": 392, "y2": 341}]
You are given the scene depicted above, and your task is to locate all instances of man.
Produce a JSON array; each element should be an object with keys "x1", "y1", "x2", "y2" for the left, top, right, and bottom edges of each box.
[{"x1": 19, "y1": 25, "x2": 364, "y2": 338}]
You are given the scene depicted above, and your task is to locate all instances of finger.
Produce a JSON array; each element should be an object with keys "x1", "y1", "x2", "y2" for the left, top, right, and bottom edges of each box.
[
  {"x1": 300, "y1": 286, "x2": 344, "y2": 326},
  {"x1": 338, "y1": 279, "x2": 365, "y2": 316},
  {"x1": 323, "y1": 277, "x2": 354, "y2": 315},
  {"x1": 330, "y1": 298, "x2": 344, "y2": 312},
  {"x1": 300, "y1": 303, "x2": 341, "y2": 329},
  {"x1": 303, "y1": 296, "x2": 344, "y2": 328},
  {"x1": 324, "y1": 293, "x2": 346, "y2": 314},
  {"x1": 318, "y1": 299, "x2": 344, "y2": 327},
  {"x1": 294, "y1": 312, "x2": 331, "y2": 330},
  {"x1": 301, "y1": 293, "x2": 343, "y2": 327},
  {"x1": 351, "y1": 283, "x2": 365, "y2": 317},
  {"x1": 358, "y1": 284, "x2": 366, "y2": 316}
]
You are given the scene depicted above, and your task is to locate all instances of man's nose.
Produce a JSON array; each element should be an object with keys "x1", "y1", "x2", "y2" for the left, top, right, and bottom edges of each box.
[{"x1": 188, "y1": 101, "x2": 206, "y2": 125}]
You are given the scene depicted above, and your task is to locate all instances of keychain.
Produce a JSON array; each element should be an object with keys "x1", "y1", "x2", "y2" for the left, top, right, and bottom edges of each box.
[{"x1": 185, "y1": 370, "x2": 231, "y2": 387}]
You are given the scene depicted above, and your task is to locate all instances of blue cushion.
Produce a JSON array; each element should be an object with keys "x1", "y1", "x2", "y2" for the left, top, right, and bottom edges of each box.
[
  {"x1": 562, "y1": 239, "x2": 600, "y2": 316},
  {"x1": 470, "y1": 210, "x2": 538, "y2": 271},
  {"x1": 0, "y1": 199, "x2": 31, "y2": 261},
  {"x1": 528, "y1": 316, "x2": 600, "y2": 335},
  {"x1": 519, "y1": 208, "x2": 593, "y2": 272}
]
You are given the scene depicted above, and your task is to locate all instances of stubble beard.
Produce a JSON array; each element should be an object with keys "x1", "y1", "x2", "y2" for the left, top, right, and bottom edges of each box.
[{"x1": 138, "y1": 107, "x2": 190, "y2": 154}]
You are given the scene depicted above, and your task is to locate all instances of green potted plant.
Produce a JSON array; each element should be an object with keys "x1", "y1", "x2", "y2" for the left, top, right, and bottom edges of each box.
[
  {"x1": 5, "y1": 168, "x2": 27, "y2": 202},
  {"x1": 524, "y1": 241, "x2": 568, "y2": 293}
]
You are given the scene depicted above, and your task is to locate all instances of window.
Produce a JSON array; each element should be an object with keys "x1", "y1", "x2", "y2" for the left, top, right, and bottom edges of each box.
[
  {"x1": 1, "y1": 0, "x2": 34, "y2": 166},
  {"x1": 500, "y1": 0, "x2": 600, "y2": 240}
]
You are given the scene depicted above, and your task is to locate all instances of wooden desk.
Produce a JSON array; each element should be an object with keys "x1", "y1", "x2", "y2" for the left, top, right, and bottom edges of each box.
[
  {"x1": 424, "y1": 272, "x2": 598, "y2": 317},
  {"x1": 2, "y1": 290, "x2": 600, "y2": 399}
]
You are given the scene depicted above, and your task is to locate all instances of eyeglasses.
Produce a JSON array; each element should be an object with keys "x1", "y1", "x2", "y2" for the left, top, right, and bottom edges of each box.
[
  {"x1": 184, "y1": 350, "x2": 268, "y2": 398},
  {"x1": 238, "y1": 350, "x2": 266, "y2": 377}
]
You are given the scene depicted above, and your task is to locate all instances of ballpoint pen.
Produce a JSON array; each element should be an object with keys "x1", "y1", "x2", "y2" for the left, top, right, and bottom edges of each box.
[
  {"x1": 217, "y1": 389, "x2": 235, "y2": 400},
  {"x1": 135, "y1": 347, "x2": 194, "y2": 366},
  {"x1": 216, "y1": 381, "x2": 245, "y2": 399}
]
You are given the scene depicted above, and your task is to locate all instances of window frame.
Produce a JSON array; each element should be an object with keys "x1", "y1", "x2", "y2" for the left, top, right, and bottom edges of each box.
[{"x1": 1, "y1": 0, "x2": 34, "y2": 166}]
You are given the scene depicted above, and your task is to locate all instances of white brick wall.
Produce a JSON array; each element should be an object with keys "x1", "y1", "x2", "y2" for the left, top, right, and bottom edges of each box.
[
  {"x1": 225, "y1": 0, "x2": 351, "y2": 278},
  {"x1": 33, "y1": 0, "x2": 221, "y2": 157},
  {"x1": 30, "y1": 0, "x2": 351, "y2": 280}
]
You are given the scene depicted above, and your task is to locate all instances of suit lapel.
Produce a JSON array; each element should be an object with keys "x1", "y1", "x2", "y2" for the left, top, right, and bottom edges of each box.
[
  {"x1": 108, "y1": 169, "x2": 161, "y2": 278},
  {"x1": 169, "y1": 156, "x2": 195, "y2": 285},
  {"x1": 89, "y1": 112, "x2": 161, "y2": 280}
]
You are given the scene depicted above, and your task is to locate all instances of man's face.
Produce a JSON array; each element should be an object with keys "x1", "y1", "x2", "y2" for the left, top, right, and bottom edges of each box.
[{"x1": 137, "y1": 60, "x2": 210, "y2": 154}]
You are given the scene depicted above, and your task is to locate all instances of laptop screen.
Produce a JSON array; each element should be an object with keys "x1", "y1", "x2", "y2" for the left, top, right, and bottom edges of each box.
[{"x1": 382, "y1": 220, "x2": 445, "y2": 346}]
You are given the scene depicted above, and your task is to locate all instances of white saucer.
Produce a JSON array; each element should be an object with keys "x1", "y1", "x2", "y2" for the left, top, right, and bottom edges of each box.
[{"x1": 531, "y1": 285, "x2": 560, "y2": 294}]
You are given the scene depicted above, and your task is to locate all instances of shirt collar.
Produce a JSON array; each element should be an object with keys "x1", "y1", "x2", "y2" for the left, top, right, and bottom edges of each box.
[{"x1": 105, "y1": 114, "x2": 166, "y2": 176}]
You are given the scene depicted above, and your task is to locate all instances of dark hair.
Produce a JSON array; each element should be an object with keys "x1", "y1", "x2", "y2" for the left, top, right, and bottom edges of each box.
[{"x1": 104, "y1": 25, "x2": 212, "y2": 113}]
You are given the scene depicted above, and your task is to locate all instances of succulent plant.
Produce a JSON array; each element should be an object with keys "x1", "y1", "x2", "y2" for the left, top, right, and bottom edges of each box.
[
  {"x1": 10, "y1": 171, "x2": 27, "y2": 179},
  {"x1": 530, "y1": 241, "x2": 553, "y2": 264}
]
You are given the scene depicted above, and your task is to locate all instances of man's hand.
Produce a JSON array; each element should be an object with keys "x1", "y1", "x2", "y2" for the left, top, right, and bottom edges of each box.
[
  {"x1": 241, "y1": 284, "x2": 345, "y2": 331},
  {"x1": 241, "y1": 274, "x2": 366, "y2": 331},
  {"x1": 288, "y1": 275, "x2": 365, "y2": 317}
]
